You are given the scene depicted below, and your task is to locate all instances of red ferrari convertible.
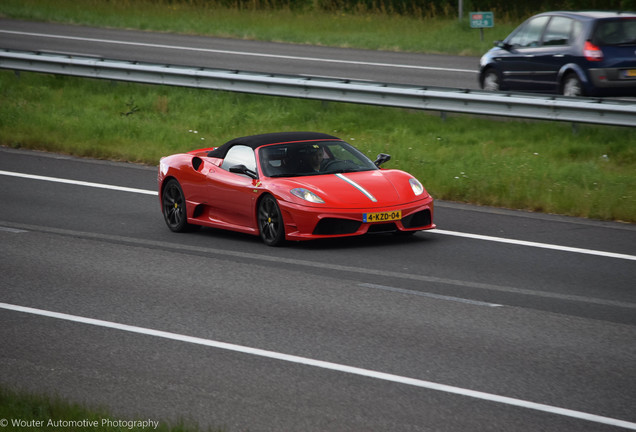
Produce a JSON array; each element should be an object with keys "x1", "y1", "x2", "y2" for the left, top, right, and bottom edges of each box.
[{"x1": 158, "y1": 132, "x2": 435, "y2": 246}]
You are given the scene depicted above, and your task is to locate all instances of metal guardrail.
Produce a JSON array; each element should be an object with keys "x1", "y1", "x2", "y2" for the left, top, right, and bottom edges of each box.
[{"x1": 1, "y1": 49, "x2": 635, "y2": 127}]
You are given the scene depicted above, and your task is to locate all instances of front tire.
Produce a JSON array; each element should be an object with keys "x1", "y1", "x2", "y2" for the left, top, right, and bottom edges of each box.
[
  {"x1": 258, "y1": 195, "x2": 285, "y2": 246},
  {"x1": 162, "y1": 179, "x2": 191, "y2": 232},
  {"x1": 482, "y1": 69, "x2": 500, "y2": 91}
]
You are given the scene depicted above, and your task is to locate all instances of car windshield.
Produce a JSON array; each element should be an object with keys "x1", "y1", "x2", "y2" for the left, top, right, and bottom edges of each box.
[
  {"x1": 593, "y1": 18, "x2": 636, "y2": 45},
  {"x1": 259, "y1": 140, "x2": 378, "y2": 178}
]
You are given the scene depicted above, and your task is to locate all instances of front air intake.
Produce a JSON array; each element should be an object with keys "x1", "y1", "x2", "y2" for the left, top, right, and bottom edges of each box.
[
  {"x1": 402, "y1": 209, "x2": 431, "y2": 228},
  {"x1": 313, "y1": 218, "x2": 361, "y2": 235}
]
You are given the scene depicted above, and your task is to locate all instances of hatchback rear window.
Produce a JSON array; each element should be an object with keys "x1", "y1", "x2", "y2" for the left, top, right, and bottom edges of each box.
[{"x1": 593, "y1": 19, "x2": 636, "y2": 45}]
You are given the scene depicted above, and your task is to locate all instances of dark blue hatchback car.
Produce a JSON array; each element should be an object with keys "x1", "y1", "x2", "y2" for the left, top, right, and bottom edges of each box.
[{"x1": 479, "y1": 11, "x2": 636, "y2": 97}]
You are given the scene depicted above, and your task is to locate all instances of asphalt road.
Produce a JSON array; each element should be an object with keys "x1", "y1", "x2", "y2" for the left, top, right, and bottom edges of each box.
[
  {"x1": 1, "y1": 147, "x2": 635, "y2": 431},
  {"x1": 0, "y1": 18, "x2": 479, "y2": 88}
]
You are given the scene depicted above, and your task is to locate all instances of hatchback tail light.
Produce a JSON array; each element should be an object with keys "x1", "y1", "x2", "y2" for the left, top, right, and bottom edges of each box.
[{"x1": 584, "y1": 41, "x2": 603, "y2": 61}]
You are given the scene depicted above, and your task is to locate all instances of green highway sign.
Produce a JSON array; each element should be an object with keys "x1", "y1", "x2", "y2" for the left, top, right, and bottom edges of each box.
[{"x1": 470, "y1": 11, "x2": 494, "y2": 28}]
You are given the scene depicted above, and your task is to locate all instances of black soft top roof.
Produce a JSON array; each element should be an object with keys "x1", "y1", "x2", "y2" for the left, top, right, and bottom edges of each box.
[{"x1": 207, "y1": 131, "x2": 340, "y2": 158}]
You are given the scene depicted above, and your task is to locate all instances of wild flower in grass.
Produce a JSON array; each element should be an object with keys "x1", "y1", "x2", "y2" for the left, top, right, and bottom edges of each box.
[
  {"x1": 454, "y1": 172, "x2": 468, "y2": 180},
  {"x1": 187, "y1": 129, "x2": 206, "y2": 141}
]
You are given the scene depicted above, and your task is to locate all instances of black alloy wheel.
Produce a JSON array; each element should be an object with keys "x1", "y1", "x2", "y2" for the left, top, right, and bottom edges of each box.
[
  {"x1": 258, "y1": 195, "x2": 285, "y2": 246},
  {"x1": 162, "y1": 179, "x2": 190, "y2": 232}
]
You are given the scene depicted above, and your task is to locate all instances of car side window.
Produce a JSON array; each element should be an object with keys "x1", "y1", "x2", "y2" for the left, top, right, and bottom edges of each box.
[
  {"x1": 543, "y1": 17, "x2": 575, "y2": 46},
  {"x1": 509, "y1": 16, "x2": 549, "y2": 48},
  {"x1": 221, "y1": 145, "x2": 256, "y2": 173}
]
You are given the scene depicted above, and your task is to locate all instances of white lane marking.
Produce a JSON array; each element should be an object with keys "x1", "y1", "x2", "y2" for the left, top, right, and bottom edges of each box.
[
  {"x1": 0, "y1": 29, "x2": 477, "y2": 74},
  {"x1": 335, "y1": 173, "x2": 377, "y2": 202},
  {"x1": 430, "y1": 228, "x2": 636, "y2": 261},
  {"x1": 0, "y1": 226, "x2": 28, "y2": 233},
  {"x1": 358, "y1": 283, "x2": 502, "y2": 307},
  {"x1": 0, "y1": 170, "x2": 157, "y2": 196},
  {"x1": 2, "y1": 169, "x2": 635, "y2": 262},
  {"x1": 1, "y1": 302, "x2": 634, "y2": 430}
]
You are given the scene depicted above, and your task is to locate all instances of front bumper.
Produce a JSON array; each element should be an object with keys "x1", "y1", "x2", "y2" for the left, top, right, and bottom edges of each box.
[{"x1": 278, "y1": 196, "x2": 435, "y2": 241}]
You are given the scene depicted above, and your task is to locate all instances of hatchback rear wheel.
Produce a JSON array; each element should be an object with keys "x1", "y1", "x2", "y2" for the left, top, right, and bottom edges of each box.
[{"x1": 562, "y1": 73, "x2": 583, "y2": 97}]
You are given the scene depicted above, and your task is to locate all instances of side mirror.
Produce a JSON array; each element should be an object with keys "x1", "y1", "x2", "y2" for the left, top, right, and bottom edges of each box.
[
  {"x1": 495, "y1": 40, "x2": 511, "y2": 50},
  {"x1": 229, "y1": 164, "x2": 258, "y2": 179},
  {"x1": 374, "y1": 153, "x2": 391, "y2": 167}
]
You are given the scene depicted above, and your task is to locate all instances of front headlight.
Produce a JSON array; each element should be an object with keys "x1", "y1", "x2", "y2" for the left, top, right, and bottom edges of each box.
[
  {"x1": 291, "y1": 188, "x2": 325, "y2": 203},
  {"x1": 409, "y1": 178, "x2": 425, "y2": 196}
]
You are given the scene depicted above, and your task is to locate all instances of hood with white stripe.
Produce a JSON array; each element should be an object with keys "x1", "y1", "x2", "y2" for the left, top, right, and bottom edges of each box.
[{"x1": 272, "y1": 169, "x2": 425, "y2": 208}]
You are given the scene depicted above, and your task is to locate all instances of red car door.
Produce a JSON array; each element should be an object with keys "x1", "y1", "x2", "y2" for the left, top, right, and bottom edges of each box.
[{"x1": 204, "y1": 145, "x2": 260, "y2": 231}]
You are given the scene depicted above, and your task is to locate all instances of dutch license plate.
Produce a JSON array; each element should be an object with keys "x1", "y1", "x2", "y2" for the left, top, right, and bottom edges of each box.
[
  {"x1": 625, "y1": 69, "x2": 636, "y2": 78},
  {"x1": 363, "y1": 210, "x2": 402, "y2": 223}
]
